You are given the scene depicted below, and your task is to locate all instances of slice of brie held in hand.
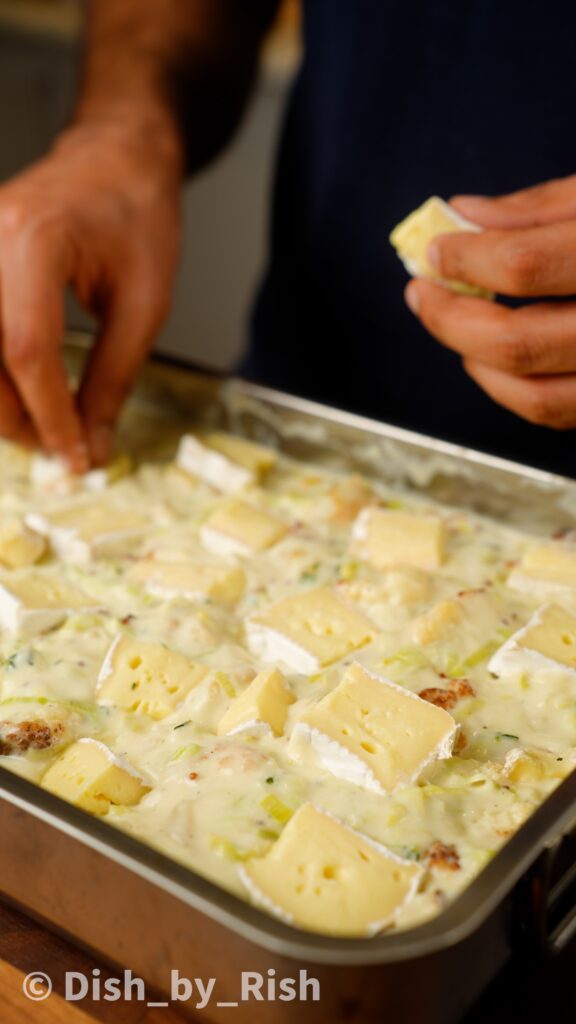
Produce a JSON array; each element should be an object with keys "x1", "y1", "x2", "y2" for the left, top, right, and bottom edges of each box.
[
  {"x1": 177, "y1": 433, "x2": 276, "y2": 493},
  {"x1": 128, "y1": 559, "x2": 246, "y2": 605},
  {"x1": 240, "y1": 803, "x2": 422, "y2": 936},
  {"x1": 390, "y1": 196, "x2": 493, "y2": 298},
  {"x1": 41, "y1": 737, "x2": 149, "y2": 814},
  {"x1": 217, "y1": 668, "x2": 295, "y2": 737},
  {"x1": 200, "y1": 498, "x2": 288, "y2": 557},
  {"x1": 352, "y1": 507, "x2": 445, "y2": 571},
  {"x1": 0, "y1": 574, "x2": 98, "y2": 637},
  {"x1": 488, "y1": 603, "x2": 576, "y2": 678},
  {"x1": 289, "y1": 662, "x2": 457, "y2": 793},
  {"x1": 26, "y1": 500, "x2": 149, "y2": 564},
  {"x1": 246, "y1": 587, "x2": 374, "y2": 674},
  {"x1": 507, "y1": 542, "x2": 576, "y2": 599},
  {"x1": 97, "y1": 634, "x2": 208, "y2": 720}
]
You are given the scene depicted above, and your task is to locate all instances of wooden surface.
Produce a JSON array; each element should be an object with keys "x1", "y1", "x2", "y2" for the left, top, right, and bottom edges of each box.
[{"x1": 0, "y1": 901, "x2": 188, "y2": 1023}]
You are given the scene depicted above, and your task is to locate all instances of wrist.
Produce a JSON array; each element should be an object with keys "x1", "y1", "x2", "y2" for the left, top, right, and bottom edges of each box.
[{"x1": 54, "y1": 113, "x2": 186, "y2": 188}]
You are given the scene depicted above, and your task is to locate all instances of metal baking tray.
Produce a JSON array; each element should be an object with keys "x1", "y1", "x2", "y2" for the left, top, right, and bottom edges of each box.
[{"x1": 1, "y1": 338, "x2": 576, "y2": 1023}]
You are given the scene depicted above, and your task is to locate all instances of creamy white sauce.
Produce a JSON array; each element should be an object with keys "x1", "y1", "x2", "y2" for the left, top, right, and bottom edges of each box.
[{"x1": 0, "y1": 430, "x2": 574, "y2": 937}]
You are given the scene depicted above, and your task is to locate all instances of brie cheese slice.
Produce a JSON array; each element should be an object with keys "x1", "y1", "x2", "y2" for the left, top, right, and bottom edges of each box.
[
  {"x1": 246, "y1": 587, "x2": 374, "y2": 674},
  {"x1": 289, "y1": 662, "x2": 457, "y2": 793},
  {"x1": 0, "y1": 574, "x2": 98, "y2": 637},
  {"x1": 241, "y1": 803, "x2": 422, "y2": 937},
  {"x1": 390, "y1": 196, "x2": 493, "y2": 298},
  {"x1": 352, "y1": 507, "x2": 445, "y2": 571},
  {"x1": 489, "y1": 603, "x2": 576, "y2": 678}
]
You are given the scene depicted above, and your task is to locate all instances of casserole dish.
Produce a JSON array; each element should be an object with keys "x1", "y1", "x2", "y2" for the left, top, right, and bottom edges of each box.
[{"x1": 0, "y1": 336, "x2": 575, "y2": 1022}]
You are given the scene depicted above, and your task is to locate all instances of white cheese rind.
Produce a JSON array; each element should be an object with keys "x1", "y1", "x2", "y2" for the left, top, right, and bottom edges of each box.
[
  {"x1": 488, "y1": 604, "x2": 576, "y2": 678},
  {"x1": 199, "y1": 525, "x2": 252, "y2": 559},
  {"x1": 239, "y1": 868, "x2": 294, "y2": 925},
  {"x1": 30, "y1": 454, "x2": 130, "y2": 495},
  {"x1": 240, "y1": 803, "x2": 423, "y2": 937},
  {"x1": 394, "y1": 199, "x2": 481, "y2": 279},
  {"x1": 506, "y1": 569, "x2": 573, "y2": 601},
  {"x1": 176, "y1": 436, "x2": 253, "y2": 493},
  {"x1": 26, "y1": 512, "x2": 146, "y2": 565},
  {"x1": 76, "y1": 737, "x2": 149, "y2": 783},
  {"x1": 289, "y1": 722, "x2": 383, "y2": 792},
  {"x1": 25, "y1": 515, "x2": 90, "y2": 564},
  {"x1": 0, "y1": 578, "x2": 98, "y2": 638},
  {"x1": 128, "y1": 559, "x2": 245, "y2": 605},
  {"x1": 352, "y1": 507, "x2": 445, "y2": 571},
  {"x1": 30, "y1": 455, "x2": 72, "y2": 494},
  {"x1": 246, "y1": 587, "x2": 374, "y2": 675},
  {"x1": 225, "y1": 718, "x2": 272, "y2": 738},
  {"x1": 289, "y1": 662, "x2": 457, "y2": 793},
  {"x1": 0, "y1": 585, "x2": 64, "y2": 637},
  {"x1": 245, "y1": 621, "x2": 319, "y2": 674}
]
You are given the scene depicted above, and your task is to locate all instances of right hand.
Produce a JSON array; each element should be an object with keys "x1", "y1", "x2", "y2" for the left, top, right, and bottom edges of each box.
[{"x1": 0, "y1": 122, "x2": 183, "y2": 469}]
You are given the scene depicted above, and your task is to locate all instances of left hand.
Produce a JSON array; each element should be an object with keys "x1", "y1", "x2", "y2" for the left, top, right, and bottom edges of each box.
[{"x1": 404, "y1": 176, "x2": 576, "y2": 429}]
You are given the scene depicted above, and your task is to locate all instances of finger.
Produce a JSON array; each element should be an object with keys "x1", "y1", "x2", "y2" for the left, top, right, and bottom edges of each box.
[
  {"x1": 450, "y1": 175, "x2": 576, "y2": 230},
  {"x1": 0, "y1": 365, "x2": 37, "y2": 447},
  {"x1": 406, "y1": 279, "x2": 576, "y2": 376},
  {"x1": 428, "y1": 221, "x2": 576, "y2": 298},
  {"x1": 0, "y1": 229, "x2": 89, "y2": 472},
  {"x1": 464, "y1": 359, "x2": 576, "y2": 430},
  {"x1": 78, "y1": 271, "x2": 170, "y2": 465}
]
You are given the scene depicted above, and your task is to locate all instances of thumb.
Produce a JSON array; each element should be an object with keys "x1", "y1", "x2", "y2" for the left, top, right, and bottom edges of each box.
[{"x1": 450, "y1": 175, "x2": 576, "y2": 230}]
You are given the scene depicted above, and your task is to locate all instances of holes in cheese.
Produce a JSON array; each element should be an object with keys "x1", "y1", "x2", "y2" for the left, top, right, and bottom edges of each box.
[
  {"x1": 289, "y1": 662, "x2": 457, "y2": 793},
  {"x1": 489, "y1": 604, "x2": 576, "y2": 678},
  {"x1": 0, "y1": 518, "x2": 46, "y2": 569},
  {"x1": 246, "y1": 587, "x2": 374, "y2": 674},
  {"x1": 27, "y1": 500, "x2": 149, "y2": 564},
  {"x1": 352, "y1": 508, "x2": 445, "y2": 571},
  {"x1": 200, "y1": 499, "x2": 288, "y2": 557},
  {"x1": 0, "y1": 573, "x2": 98, "y2": 637},
  {"x1": 240, "y1": 803, "x2": 422, "y2": 936},
  {"x1": 508, "y1": 542, "x2": 576, "y2": 598},
  {"x1": 97, "y1": 635, "x2": 208, "y2": 719},
  {"x1": 128, "y1": 559, "x2": 246, "y2": 604},
  {"x1": 177, "y1": 433, "x2": 276, "y2": 493},
  {"x1": 41, "y1": 737, "x2": 149, "y2": 814},
  {"x1": 217, "y1": 668, "x2": 295, "y2": 737},
  {"x1": 390, "y1": 196, "x2": 493, "y2": 299}
]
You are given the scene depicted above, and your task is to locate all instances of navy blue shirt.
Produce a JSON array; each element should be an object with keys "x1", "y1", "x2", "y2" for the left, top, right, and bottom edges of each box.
[{"x1": 243, "y1": 0, "x2": 575, "y2": 476}]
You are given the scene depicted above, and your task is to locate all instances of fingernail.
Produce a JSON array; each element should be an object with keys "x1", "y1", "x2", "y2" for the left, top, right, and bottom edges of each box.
[
  {"x1": 405, "y1": 282, "x2": 420, "y2": 315},
  {"x1": 90, "y1": 424, "x2": 113, "y2": 466},
  {"x1": 427, "y1": 240, "x2": 441, "y2": 271}
]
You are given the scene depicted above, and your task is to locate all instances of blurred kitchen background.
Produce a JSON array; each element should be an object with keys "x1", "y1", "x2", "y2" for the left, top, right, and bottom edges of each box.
[{"x1": 0, "y1": 0, "x2": 301, "y2": 369}]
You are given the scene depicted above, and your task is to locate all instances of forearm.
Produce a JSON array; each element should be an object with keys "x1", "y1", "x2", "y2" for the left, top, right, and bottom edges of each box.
[{"x1": 71, "y1": 0, "x2": 280, "y2": 174}]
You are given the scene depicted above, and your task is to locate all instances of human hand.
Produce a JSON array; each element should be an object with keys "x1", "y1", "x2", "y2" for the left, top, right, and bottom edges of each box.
[
  {"x1": 405, "y1": 176, "x2": 576, "y2": 429},
  {"x1": 0, "y1": 121, "x2": 182, "y2": 469}
]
